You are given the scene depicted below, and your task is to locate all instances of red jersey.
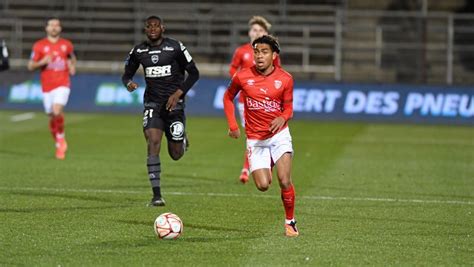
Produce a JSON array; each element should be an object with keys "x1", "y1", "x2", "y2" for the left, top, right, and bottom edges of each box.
[
  {"x1": 229, "y1": 43, "x2": 281, "y2": 103},
  {"x1": 30, "y1": 38, "x2": 74, "y2": 92},
  {"x1": 224, "y1": 66, "x2": 294, "y2": 140}
]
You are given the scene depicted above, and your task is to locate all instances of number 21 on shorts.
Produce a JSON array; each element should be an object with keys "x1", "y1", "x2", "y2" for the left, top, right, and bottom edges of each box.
[{"x1": 143, "y1": 109, "x2": 154, "y2": 127}]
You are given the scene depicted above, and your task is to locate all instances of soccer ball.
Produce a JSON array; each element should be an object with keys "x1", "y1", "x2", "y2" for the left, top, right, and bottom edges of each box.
[{"x1": 154, "y1": 212, "x2": 183, "y2": 239}]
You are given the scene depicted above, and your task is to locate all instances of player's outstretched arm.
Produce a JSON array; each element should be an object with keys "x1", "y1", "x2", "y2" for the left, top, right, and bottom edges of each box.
[
  {"x1": 180, "y1": 62, "x2": 199, "y2": 94},
  {"x1": 269, "y1": 77, "x2": 294, "y2": 133},
  {"x1": 121, "y1": 47, "x2": 140, "y2": 91},
  {"x1": 167, "y1": 61, "x2": 199, "y2": 111},
  {"x1": 67, "y1": 53, "x2": 77, "y2": 76},
  {"x1": 176, "y1": 41, "x2": 199, "y2": 96},
  {"x1": 223, "y1": 75, "x2": 242, "y2": 138},
  {"x1": 280, "y1": 77, "x2": 294, "y2": 121},
  {"x1": 229, "y1": 48, "x2": 241, "y2": 77}
]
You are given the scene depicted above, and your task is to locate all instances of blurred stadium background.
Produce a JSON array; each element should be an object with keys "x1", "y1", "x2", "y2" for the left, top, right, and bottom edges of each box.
[{"x1": 1, "y1": 0, "x2": 474, "y2": 84}]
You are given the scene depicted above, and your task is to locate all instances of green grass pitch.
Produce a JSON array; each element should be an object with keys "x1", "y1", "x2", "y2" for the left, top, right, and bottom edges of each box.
[{"x1": 0, "y1": 110, "x2": 472, "y2": 265}]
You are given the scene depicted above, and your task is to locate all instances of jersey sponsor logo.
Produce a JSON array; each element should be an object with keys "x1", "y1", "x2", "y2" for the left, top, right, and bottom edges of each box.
[
  {"x1": 246, "y1": 97, "x2": 281, "y2": 113},
  {"x1": 148, "y1": 50, "x2": 161, "y2": 54},
  {"x1": 46, "y1": 57, "x2": 67, "y2": 71},
  {"x1": 163, "y1": 46, "x2": 174, "y2": 51},
  {"x1": 137, "y1": 48, "x2": 149, "y2": 53},
  {"x1": 274, "y1": 80, "x2": 282, "y2": 89},
  {"x1": 145, "y1": 65, "x2": 172, "y2": 78},
  {"x1": 151, "y1": 55, "x2": 159, "y2": 64},
  {"x1": 247, "y1": 79, "x2": 255, "y2": 86}
]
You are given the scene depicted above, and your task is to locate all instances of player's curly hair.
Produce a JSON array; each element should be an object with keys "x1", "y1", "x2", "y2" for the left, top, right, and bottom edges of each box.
[
  {"x1": 252, "y1": 35, "x2": 280, "y2": 54},
  {"x1": 145, "y1": 15, "x2": 163, "y2": 24},
  {"x1": 248, "y1": 16, "x2": 271, "y2": 32}
]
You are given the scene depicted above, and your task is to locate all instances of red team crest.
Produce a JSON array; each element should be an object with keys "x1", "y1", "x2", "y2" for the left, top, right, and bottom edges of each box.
[{"x1": 274, "y1": 80, "x2": 282, "y2": 89}]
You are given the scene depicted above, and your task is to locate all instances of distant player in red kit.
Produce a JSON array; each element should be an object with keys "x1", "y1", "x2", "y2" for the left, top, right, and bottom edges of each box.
[
  {"x1": 28, "y1": 17, "x2": 76, "y2": 159},
  {"x1": 223, "y1": 35, "x2": 298, "y2": 237},
  {"x1": 229, "y1": 16, "x2": 281, "y2": 184}
]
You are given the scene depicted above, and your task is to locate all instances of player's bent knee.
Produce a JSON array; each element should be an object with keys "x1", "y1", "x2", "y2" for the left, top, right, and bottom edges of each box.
[
  {"x1": 169, "y1": 150, "x2": 183, "y2": 161},
  {"x1": 254, "y1": 179, "x2": 270, "y2": 191},
  {"x1": 147, "y1": 140, "x2": 161, "y2": 155},
  {"x1": 256, "y1": 183, "x2": 269, "y2": 192},
  {"x1": 278, "y1": 178, "x2": 292, "y2": 189}
]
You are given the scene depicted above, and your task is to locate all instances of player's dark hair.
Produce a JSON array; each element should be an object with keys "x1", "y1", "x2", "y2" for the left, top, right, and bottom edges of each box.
[
  {"x1": 46, "y1": 17, "x2": 61, "y2": 26},
  {"x1": 252, "y1": 35, "x2": 280, "y2": 54},
  {"x1": 145, "y1": 15, "x2": 163, "y2": 24}
]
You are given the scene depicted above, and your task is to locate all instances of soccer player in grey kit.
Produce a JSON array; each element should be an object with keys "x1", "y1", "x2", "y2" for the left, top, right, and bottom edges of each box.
[{"x1": 122, "y1": 16, "x2": 199, "y2": 206}]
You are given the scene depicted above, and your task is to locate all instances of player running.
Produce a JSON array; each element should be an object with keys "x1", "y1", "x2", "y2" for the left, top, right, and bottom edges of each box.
[
  {"x1": 229, "y1": 16, "x2": 281, "y2": 184},
  {"x1": 223, "y1": 35, "x2": 298, "y2": 237},
  {"x1": 122, "y1": 16, "x2": 199, "y2": 207},
  {"x1": 28, "y1": 17, "x2": 76, "y2": 160}
]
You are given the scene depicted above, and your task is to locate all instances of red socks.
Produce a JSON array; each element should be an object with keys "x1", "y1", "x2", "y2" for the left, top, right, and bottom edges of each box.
[
  {"x1": 243, "y1": 150, "x2": 249, "y2": 170},
  {"x1": 49, "y1": 117, "x2": 57, "y2": 140},
  {"x1": 49, "y1": 114, "x2": 65, "y2": 141},
  {"x1": 281, "y1": 184, "x2": 295, "y2": 221},
  {"x1": 55, "y1": 114, "x2": 65, "y2": 139}
]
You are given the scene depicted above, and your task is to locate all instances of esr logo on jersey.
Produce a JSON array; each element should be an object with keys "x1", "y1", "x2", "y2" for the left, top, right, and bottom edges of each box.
[{"x1": 145, "y1": 65, "x2": 172, "y2": 78}]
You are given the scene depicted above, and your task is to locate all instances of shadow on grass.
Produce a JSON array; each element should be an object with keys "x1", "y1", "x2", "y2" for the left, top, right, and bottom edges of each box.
[
  {"x1": 88, "y1": 231, "x2": 266, "y2": 247},
  {"x1": 0, "y1": 149, "x2": 49, "y2": 159},
  {"x1": 165, "y1": 173, "x2": 224, "y2": 183},
  {"x1": 320, "y1": 213, "x2": 472, "y2": 228},
  {"x1": 0, "y1": 204, "x2": 132, "y2": 213},
  {"x1": 318, "y1": 186, "x2": 474, "y2": 201},
  {"x1": 9, "y1": 190, "x2": 125, "y2": 204},
  {"x1": 118, "y1": 220, "x2": 249, "y2": 233},
  {"x1": 116, "y1": 220, "x2": 267, "y2": 243}
]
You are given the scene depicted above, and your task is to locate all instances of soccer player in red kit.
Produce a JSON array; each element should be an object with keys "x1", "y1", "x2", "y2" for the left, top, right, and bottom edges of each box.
[
  {"x1": 223, "y1": 35, "x2": 298, "y2": 237},
  {"x1": 28, "y1": 17, "x2": 76, "y2": 160},
  {"x1": 229, "y1": 16, "x2": 281, "y2": 184}
]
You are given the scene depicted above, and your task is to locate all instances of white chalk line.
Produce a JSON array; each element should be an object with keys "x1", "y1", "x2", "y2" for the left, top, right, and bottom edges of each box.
[
  {"x1": 0, "y1": 186, "x2": 472, "y2": 206},
  {"x1": 10, "y1": 112, "x2": 35, "y2": 122}
]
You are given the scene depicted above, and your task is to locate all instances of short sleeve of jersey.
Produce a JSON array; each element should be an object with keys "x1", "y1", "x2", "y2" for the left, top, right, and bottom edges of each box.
[
  {"x1": 230, "y1": 47, "x2": 242, "y2": 68},
  {"x1": 177, "y1": 41, "x2": 194, "y2": 66},
  {"x1": 283, "y1": 75, "x2": 294, "y2": 103},
  {"x1": 227, "y1": 72, "x2": 243, "y2": 97},
  {"x1": 67, "y1": 40, "x2": 74, "y2": 56},
  {"x1": 31, "y1": 42, "x2": 42, "y2": 62}
]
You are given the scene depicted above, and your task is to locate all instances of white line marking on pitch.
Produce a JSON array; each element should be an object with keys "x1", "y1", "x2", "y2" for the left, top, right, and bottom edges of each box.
[
  {"x1": 10, "y1": 112, "x2": 35, "y2": 122},
  {"x1": 0, "y1": 186, "x2": 472, "y2": 206}
]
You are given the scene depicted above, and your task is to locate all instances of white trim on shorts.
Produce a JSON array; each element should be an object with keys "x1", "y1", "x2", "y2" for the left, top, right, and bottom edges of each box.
[
  {"x1": 42, "y1": 86, "x2": 70, "y2": 114},
  {"x1": 246, "y1": 127, "x2": 293, "y2": 173}
]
